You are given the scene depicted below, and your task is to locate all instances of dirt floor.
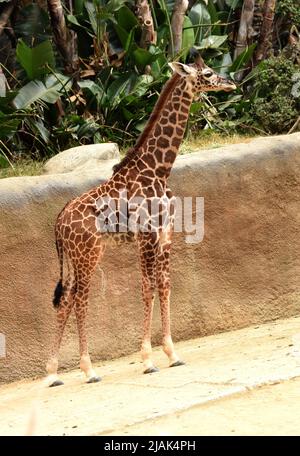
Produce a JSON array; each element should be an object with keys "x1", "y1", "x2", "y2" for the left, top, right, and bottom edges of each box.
[
  {"x1": 113, "y1": 378, "x2": 300, "y2": 436},
  {"x1": 0, "y1": 316, "x2": 300, "y2": 436}
]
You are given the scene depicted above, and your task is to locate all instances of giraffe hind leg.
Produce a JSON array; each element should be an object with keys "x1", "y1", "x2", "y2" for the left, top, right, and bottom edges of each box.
[
  {"x1": 46, "y1": 275, "x2": 75, "y2": 387},
  {"x1": 157, "y1": 235, "x2": 185, "y2": 368},
  {"x1": 72, "y1": 251, "x2": 103, "y2": 383}
]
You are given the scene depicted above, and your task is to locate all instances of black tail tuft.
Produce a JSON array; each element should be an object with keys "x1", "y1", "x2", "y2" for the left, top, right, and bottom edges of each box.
[{"x1": 53, "y1": 279, "x2": 64, "y2": 308}]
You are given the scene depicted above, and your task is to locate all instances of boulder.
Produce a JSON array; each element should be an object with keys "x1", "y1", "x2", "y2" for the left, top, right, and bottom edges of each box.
[{"x1": 43, "y1": 143, "x2": 120, "y2": 174}]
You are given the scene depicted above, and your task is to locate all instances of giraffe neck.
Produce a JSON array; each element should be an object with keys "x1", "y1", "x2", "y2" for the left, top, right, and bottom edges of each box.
[{"x1": 136, "y1": 75, "x2": 194, "y2": 180}]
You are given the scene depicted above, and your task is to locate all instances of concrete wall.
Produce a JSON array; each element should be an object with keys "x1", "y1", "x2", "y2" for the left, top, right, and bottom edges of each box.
[{"x1": 1, "y1": 134, "x2": 300, "y2": 383}]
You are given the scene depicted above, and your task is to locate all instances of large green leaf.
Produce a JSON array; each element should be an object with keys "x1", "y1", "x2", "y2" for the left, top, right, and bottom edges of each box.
[
  {"x1": 84, "y1": 2, "x2": 98, "y2": 35},
  {"x1": 34, "y1": 120, "x2": 50, "y2": 143},
  {"x1": 217, "y1": 94, "x2": 243, "y2": 111},
  {"x1": 114, "y1": 20, "x2": 137, "y2": 53},
  {"x1": 106, "y1": 0, "x2": 128, "y2": 13},
  {"x1": 0, "y1": 155, "x2": 9, "y2": 169},
  {"x1": 182, "y1": 16, "x2": 195, "y2": 60},
  {"x1": 106, "y1": 74, "x2": 134, "y2": 109},
  {"x1": 16, "y1": 39, "x2": 55, "y2": 80},
  {"x1": 77, "y1": 119, "x2": 99, "y2": 139},
  {"x1": 150, "y1": 47, "x2": 168, "y2": 80},
  {"x1": 124, "y1": 27, "x2": 137, "y2": 52},
  {"x1": 133, "y1": 48, "x2": 155, "y2": 67},
  {"x1": 207, "y1": 0, "x2": 220, "y2": 34},
  {"x1": 79, "y1": 80, "x2": 106, "y2": 106},
  {"x1": 13, "y1": 81, "x2": 59, "y2": 108},
  {"x1": 230, "y1": 43, "x2": 256, "y2": 73},
  {"x1": 74, "y1": 0, "x2": 85, "y2": 14},
  {"x1": 67, "y1": 14, "x2": 91, "y2": 33},
  {"x1": 13, "y1": 74, "x2": 72, "y2": 109},
  {"x1": 196, "y1": 34, "x2": 228, "y2": 49},
  {"x1": 45, "y1": 73, "x2": 72, "y2": 91},
  {"x1": 116, "y1": 6, "x2": 138, "y2": 32},
  {"x1": 129, "y1": 74, "x2": 153, "y2": 98},
  {"x1": 114, "y1": 24, "x2": 129, "y2": 49},
  {"x1": 189, "y1": 2, "x2": 211, "y2": 45},
  {"x1": 84, "y1": 1, "x2": 116, "y2": 35},
  {"x1": 219, "y1": 52, "x2": 232, "y2": 77},
  {"x1": 0, "y1": 112, "x2": 20, "y2": 139},
  {"x1": 122, "y1": 74, "x2": 155, "y2": 112}
]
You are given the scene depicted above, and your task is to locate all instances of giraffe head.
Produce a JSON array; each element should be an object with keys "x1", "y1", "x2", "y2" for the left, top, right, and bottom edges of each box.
[{"x1": 169, "y1": 55, "x2": 236, "y2": 94}]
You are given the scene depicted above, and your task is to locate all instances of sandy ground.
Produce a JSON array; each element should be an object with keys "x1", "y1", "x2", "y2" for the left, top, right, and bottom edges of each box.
[
  {"x1": 0, "y1": 316, "x2": 300, "y2": 436},
  {"x1": 114, "y1": 378, "x2": 300, "y2": 436}
]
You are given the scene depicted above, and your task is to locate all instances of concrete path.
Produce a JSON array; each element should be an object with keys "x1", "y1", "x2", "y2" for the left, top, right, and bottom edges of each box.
[{"x1": 0, "y1": 316, "x2": 300, "y2": 436}]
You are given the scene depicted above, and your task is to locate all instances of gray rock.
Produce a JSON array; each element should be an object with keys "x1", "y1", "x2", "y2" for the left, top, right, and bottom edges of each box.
[{"x1": 43, "y1": 143, "x2": 120, "y2": 175}]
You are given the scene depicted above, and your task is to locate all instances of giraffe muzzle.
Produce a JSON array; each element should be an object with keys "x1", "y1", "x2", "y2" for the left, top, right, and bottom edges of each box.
[{"x1": 220, "y1": 79, "x2": 237, "y2": 92}]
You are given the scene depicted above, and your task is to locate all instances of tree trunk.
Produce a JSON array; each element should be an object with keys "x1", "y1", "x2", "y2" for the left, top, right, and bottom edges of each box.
[
  {"x1": 168, "y1": 0, "x2": 189, "y2": 57},
  {"x1": 0, "y1": 1, "x2": 16, "y2": 37},
  {"x1": 136, "y1": 0, "x2": 156, "y2": 48},
  {"x1": 47, "y1": 0, "x2": 78, "y2": 74},
  {"x1": 234, "y1": 0, "x2": 255, "y2": 60},
  {"x1": 253, "y1": 0, "x2": 276, "y2": 65}
]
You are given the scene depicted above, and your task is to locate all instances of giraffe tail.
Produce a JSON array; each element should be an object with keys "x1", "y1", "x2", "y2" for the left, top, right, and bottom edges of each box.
[{"x1": 53, "y1": 237, "x2": 64, "y2": 308}]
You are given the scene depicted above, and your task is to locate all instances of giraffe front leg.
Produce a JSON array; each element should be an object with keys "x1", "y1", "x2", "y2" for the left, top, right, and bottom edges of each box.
[
  {"x1": 75, "y1": 290, "x2": 101, "y2": 383},
  {"x1": 139, "y1": 235, "x2": 159, "y2": 374},
  {"x1": 141, "y1": 279, "x2": 159, "y2": 374},
  {"x1": 74, "y1": 279, "x2": 101, "y2": 384},
  {"x1": 157, "y1": 239, "x2": 185, "y2": 368}
]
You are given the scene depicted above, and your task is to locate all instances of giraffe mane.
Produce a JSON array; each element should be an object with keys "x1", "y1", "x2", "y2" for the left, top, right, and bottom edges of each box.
[{"x1": 112, "y1": 72, "x2": 180, "y2": 174}]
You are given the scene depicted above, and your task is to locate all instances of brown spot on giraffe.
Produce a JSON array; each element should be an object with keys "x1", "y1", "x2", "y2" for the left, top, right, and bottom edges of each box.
[
  {"x1": 163, "y1": 126, "x2": 174, "y2": 136},
  {"x1": 46, "y1": 55, "x2": 236, "y2": 386}
]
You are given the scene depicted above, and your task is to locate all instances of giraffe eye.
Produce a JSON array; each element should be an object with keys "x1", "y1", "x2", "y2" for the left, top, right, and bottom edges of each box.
[{"x1": 203, "y1": 70, "x2": 213, "y2": 78}]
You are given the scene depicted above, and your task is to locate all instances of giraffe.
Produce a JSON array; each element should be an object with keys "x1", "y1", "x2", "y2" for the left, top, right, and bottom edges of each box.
[{"x1": 46, "y1": 55, "x2": 236, "y2": 387}]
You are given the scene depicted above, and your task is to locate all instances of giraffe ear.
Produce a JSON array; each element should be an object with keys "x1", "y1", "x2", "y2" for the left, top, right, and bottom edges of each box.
[
  {"x1": 169, "y1": 62, "x2": 197, "y2": 77},
  {"x1": 194, "y1": 54, "x2": 205, "y2": 68},
  {"x1": 188, "y1": 48, "x2": 206, "y2": 68}
]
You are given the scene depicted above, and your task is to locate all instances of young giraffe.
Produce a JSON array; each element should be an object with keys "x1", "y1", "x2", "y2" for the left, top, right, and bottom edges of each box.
[{"x1": 46, "y1": 55, "x2": 236, "y2": 386}]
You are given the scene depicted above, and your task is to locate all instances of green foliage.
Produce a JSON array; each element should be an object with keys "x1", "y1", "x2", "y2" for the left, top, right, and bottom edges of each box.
[
  {"x1": 13, "y1": 74, "x2": 72, "y2": 109},
  {"x1": 182, "y1": 16, "x2": 195, "y2": 59},
  {"x1": 189, "y1": 2, "x2": 211, "y2": 45},
  {"x1": 250, "y1": 56, "x2": 300, "y2": 133},
  {"x1": 16, "y1": 40, "x2": 55, "y2": 80},
  {"x1": 252, "y1": 96, "x2": 298, "y2": 134},
  {"x1": 276, "y1": 0, "x2": 300, "y2": 26},
  {"x1": 1, "y1": 0, "x2": 300, "y2": 167}
]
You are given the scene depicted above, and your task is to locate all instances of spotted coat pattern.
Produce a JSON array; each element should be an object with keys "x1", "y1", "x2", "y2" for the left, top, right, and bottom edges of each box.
[{"x1": 46, "y1": 57, "x2": 236, "y2": 385}]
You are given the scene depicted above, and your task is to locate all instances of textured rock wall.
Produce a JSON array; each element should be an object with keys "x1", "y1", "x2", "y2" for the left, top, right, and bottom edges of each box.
[{"x1": 1, "y1": 134, "x2": 300, "y2": 383}]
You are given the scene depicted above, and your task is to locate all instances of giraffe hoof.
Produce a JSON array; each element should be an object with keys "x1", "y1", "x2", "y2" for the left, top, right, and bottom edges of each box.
[
  {"x1": 87, "y1": 376, "x2": 102, "y2": 384},
  {"x1": 170, "y1": 360, "x2": 185, "y2": 368},
  {"x1": 49, "y1": 379, "x2": 64, "y2": 387},
  {"x1": 143, "y1": 366, "x2": 159, "y2": 374}
]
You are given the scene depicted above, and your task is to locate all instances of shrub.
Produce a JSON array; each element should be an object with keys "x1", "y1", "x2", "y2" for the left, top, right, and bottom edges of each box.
[
  {"x1": 276, "y1": 0, "x2": 300, "y2": 27},
  {"x1": 250, "y1": 56, "x2": 300, "y2": 133}
]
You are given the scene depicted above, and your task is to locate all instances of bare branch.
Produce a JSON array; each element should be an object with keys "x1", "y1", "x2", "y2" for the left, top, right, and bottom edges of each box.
[{"x1": 288, "y1": 116, "x2": 300, "y2": 134}]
